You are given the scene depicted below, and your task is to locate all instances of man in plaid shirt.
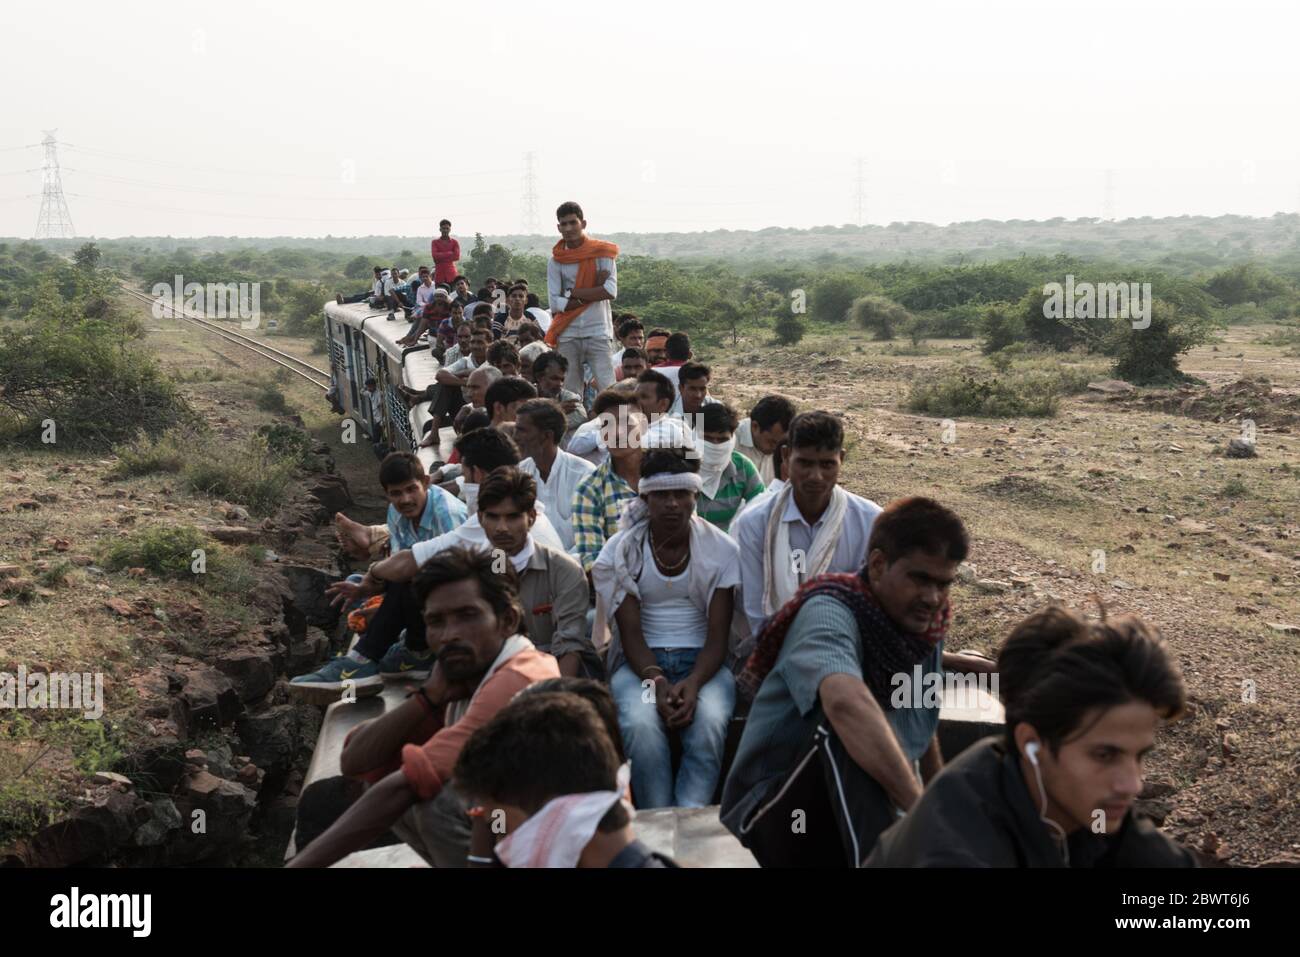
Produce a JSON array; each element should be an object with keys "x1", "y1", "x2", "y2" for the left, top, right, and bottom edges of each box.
[{"x1": 570, "y1": 390, "x2": 645, "y2": 572}]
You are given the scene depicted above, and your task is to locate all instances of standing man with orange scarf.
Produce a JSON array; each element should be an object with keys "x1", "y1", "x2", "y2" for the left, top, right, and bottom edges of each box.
[{"x1": 545, "y1": 201, "x2": 619, "y2": 397}]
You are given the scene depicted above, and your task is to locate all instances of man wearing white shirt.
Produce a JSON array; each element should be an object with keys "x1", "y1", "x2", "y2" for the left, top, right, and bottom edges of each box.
[
  {"x1": 731, "y1": 412, "x2": 882, "y2": 637},
  {"x1": 736, "y1": 395, "x2": 796, "y2": 486},
  {"x1": 514, "y1": 398, "x2": 595, "y2": 552},
  {"x1": 546, "y1": 201, "x2": 619, "y2": 396}
]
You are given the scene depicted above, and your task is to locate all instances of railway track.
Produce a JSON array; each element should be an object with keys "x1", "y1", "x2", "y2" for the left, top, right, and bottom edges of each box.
[{"x1": 118, "y1": 284, "x2": 332, "y2": 391}]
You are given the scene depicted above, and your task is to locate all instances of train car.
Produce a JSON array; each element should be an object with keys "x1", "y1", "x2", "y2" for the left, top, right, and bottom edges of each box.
[{"x1": 322, "y1": 301, "x2": 441, "y2": 471}]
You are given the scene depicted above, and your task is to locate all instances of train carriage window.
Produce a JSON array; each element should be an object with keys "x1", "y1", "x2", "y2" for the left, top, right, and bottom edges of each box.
[{"x1": 386, "y1": 384, "x2": 415, "y2": 452}]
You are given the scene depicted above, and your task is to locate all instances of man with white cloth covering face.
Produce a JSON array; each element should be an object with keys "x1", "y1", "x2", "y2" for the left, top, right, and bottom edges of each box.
[
  {"x1": 453, "y1": 690, "x2": 677, "y2": 868},
  {"x1": 592, "y1": 444, "x2": 741, "y2": 810},
  {"x1": 730, "y1": 410, "x2": 884, "y2": 638}
]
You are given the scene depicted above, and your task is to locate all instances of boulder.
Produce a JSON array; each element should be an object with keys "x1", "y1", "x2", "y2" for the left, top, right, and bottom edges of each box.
[
  {"x1": 237, "y1": 704, "x2": 312, "y2": 782},
  {"x1": 279, "y1": 562, "x2": 343, "y2": 629},
  {"x1": 305, "y1": 473, "x2": 353, "y2": 518},
  {"x1": 174, "y1": 662, "x2": 243, "y2": 729},
  {"x1": 214, "y1": 645, "x2": 277, "y2": 703},
  {"x1": 287, "y1": 626, "x2": 330, "y2": 674},
  {"x1": 205, "y1": 525, "x2": 263, "y2": 545},
  {"x1": 1226, "y1": 438, "x2": 1258, "y2": 459}
]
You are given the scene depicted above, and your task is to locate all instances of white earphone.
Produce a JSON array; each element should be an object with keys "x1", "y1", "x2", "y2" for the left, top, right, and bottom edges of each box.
[{"x1": 1023, "y1": 739, "x2": 1069, "y2": 864}]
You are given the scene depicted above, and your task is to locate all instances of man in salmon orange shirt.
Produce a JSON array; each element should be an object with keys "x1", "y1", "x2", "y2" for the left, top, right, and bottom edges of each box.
[
  {"x1": 286, "y1": 547, "x2": 560, "y2": 868},
  {"x1": 430, "y1": 219, "x2": 461, "y2": 286}
]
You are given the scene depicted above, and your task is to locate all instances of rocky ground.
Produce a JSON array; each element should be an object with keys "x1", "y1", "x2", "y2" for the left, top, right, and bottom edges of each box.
[{"x1": 0, "y1": 306, "x2": 374, "y2": 866}]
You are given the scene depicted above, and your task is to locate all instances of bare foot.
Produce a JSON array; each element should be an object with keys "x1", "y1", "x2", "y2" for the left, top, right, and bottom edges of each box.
[{"x1": 334, "y1": 511, "x2": 372, "y2": 560}]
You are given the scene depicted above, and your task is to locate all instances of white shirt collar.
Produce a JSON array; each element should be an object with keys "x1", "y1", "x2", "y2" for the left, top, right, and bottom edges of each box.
[{"x1": 510, "y1": 535, "x2": 535, "y2": 573}]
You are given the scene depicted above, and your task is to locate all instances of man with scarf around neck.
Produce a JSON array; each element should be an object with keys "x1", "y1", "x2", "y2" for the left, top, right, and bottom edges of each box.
[
  {"x1": 592, "y1": 449, "x2": 741, "y2": 809},
  {"x1": 546, "y1": 200, "x2": 619, "y2": 396},
  {"x1": 287, "y1": 548, "x2": 560, "y2": 868},
  {"x1": 868, "y1": 606, "x2": 1195, "y2": 868},
  {"x1": 720, "y1": 497, "x2": 967, "y2": 866},
  {"x1": 731, "y1": 410, "x2": 884, "y2": 637}
]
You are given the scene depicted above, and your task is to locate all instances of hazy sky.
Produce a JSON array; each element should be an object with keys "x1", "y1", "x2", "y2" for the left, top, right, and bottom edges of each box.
[{"x1": 2, "y1": 0, "x2": 1298, "y2": 238}]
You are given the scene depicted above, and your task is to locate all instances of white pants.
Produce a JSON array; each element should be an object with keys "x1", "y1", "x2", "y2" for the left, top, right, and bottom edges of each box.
[{"x1": 557, "y1": 335, "x2": 615, "y2": 397}]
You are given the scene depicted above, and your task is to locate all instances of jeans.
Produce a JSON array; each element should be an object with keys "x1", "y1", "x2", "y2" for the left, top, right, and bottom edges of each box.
[
  {"x1": 611, "y1": 648, "x2": 735, "y2": 809},
  {"x1": 556, "y1": 335, "x2": 615, "y2": 396}
]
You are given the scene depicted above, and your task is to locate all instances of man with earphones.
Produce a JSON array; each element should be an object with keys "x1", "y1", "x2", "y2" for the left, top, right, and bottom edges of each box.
[{"x1": 867, "y1": 605, "x2": 1197, "y2": 867}]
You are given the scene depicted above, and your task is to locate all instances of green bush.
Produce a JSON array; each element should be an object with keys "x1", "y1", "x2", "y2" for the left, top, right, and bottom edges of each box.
[
  {"x1": 104, "y1": 525, "x2": 209, "y2": 579},
  {"x1": 773, "y1": 312, "x2": 806, "y2": 345},
  {"x1": 926, "y1": 303, "x2": 982, "y2": 338},
  {"x1": 810, "y1": 274, "x2": 875, "y2": 323},
  {"x1": 979, "y1": 303, "x2": 1025, "y2": 354},
  {"x1": 849, "y1": 294, "x2": 910, "y2": 340},
  {"x1": 0, "y1": 318, "x2": 191, "y2": 451},
  {"x1": 256, "y1": 384, "x2": 290, "y2": 414},
  {"x1": 183, "y1": 433, "x2": 296, "y2": 516},
  {"x1": 1107, "y1": 301, "x2": 1219, "y2": 385},
  {"x1": 102, "y1": 524, "x2": 260, "y2": 593},
  {"x1": 110, "y1": 430, "x2": 190, "y2": 478},
  {"x1": 257, "y1": 423, "x2": 315, "y2": 465},
  {"x1": 907, "y1": 368, "x2": 1061, "y2": 417}
]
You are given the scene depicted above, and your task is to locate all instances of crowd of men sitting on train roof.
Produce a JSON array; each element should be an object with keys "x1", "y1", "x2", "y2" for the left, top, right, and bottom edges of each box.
[{"x1": 293, "y1": 203, "x2": 1197, "y2": 869}]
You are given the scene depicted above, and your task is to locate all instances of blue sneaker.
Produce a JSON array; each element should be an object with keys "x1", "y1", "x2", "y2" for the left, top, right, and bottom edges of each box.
[
  {"x1": 378, "y1": 640, "x2": 434, "y2": 681},
  {"x1": 288, "y1": 655, "x2": 383, "y2": 705}
]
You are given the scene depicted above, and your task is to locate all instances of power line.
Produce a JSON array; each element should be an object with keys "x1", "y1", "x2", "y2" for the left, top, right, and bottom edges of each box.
[
  {"x1": 61, "y1": 167, "x2": 511, "y2": 203},
  {"x1": 62, "y1": 143, "x2": 520, "y2": 183}
]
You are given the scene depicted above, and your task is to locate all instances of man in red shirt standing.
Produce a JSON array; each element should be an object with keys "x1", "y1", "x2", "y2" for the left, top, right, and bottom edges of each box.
[{"x1": 431, "y1": 219, "x2": 461, "y2": 286}]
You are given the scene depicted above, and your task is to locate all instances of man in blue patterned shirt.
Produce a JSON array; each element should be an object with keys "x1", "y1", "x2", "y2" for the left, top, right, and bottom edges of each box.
[{"x1": 290, "y1": 453, "x2": 467, "y2": 702}]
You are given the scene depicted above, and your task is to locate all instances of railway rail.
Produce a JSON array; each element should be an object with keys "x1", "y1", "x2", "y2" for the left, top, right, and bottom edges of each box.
[{"x1": 118, "y1": 283, "x2": 332, "y2": 391}]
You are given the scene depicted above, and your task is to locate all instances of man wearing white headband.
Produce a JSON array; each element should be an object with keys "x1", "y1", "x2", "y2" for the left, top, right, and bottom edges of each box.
[{"x1": 592, "y1": 448, "x2": 741, "y2": 809}]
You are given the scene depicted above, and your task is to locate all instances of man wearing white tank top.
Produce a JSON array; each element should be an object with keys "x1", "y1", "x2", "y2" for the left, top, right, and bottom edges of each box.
[{"x1": 592, "y1": 450, "x2": 741, "y2": 809}]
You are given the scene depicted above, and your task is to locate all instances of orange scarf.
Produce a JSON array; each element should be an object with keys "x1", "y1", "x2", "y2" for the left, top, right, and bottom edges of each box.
[{"x1": 544, "y1": 237, "x2": 619, "y2": 347}]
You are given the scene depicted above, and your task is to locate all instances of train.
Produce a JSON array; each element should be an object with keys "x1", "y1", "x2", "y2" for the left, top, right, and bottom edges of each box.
[{"x1": 322, "y1": 300, "x2": 442, "y2": 469}]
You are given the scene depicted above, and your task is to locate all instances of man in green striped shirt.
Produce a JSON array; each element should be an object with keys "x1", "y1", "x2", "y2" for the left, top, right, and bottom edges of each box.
[{"x1": 694, "y1": 401, "x2": 765, "y2": 532}]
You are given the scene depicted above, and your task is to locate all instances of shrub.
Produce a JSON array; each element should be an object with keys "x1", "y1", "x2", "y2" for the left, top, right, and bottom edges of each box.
[
  {"x1": 773, "y1": 312, "x2": 806, "y2": 345},
  {"x1": 849, "y1": 294, "x2": 910, "y2": 340},
  {"x1": 810, "y1": 274, "x2": 874, "y2": 323},
  {"x1": 110, "y1": 430, "x2": 190, "y2": 478},
  {"x1": 1107, "y1": 301, "x2": 1219, "y2": 385},
  {"x1": 102, "y1": 524, "x2": 260, "y2": 594},
  {"x1": 256, "y1": 384, "x2": 290, "y2": 414},
  {"x1": 104, "y1": 525, "x2": 209, "y2": 579},
  {"x1": 0, "y1": 321, "x2": 191, "y2": 450},
  {"x1": 1221, "y1": 479, "x2": 1249, "y2": 498},
  {"x1": 183, "y1": 432, "x2": 296, "y2": 516},
  {"x1": 979, "y1": 302, "x2": 1025, "y2": 354},
  {"x1": 926, "y1": 303, "x2": 982, "y2": 338},
  {"x1": 257, "y1": 423, "x2": 315, "y2": 466},
  {"x1": 907, "y1": 368, "x2": 1062, "y2": 417}
]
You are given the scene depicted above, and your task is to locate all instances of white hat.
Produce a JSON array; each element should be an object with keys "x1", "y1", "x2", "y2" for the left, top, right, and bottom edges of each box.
[{"x1": 640, "y1": 415, "x2": 696, "y2": 453}]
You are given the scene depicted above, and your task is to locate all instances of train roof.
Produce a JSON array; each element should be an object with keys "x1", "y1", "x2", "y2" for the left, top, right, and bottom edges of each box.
[{"x1": 323, "y1": 300, "x2": 440, "y2": 391}]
